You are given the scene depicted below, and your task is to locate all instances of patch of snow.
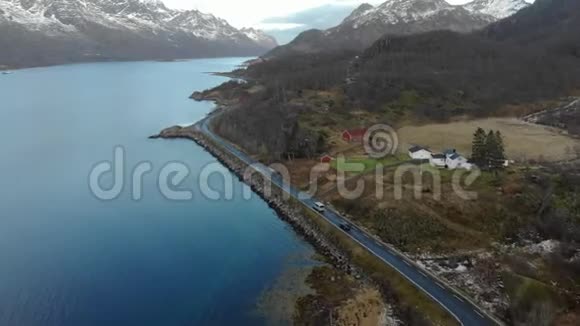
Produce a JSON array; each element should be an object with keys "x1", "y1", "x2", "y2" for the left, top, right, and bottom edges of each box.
[
  {"x1": 338, "y1": 0, "x2": 529, "y2": 32},
  {"x1": 463, "y1": 0, "x2": 530, "y2": 19},
  {"x1": 240, "y1": 27, "x2": 277, "y2": 47},
  {"x1": 241, "y1": 27, "x2": 261, "y2": 42},
  {"x1": 346, "y1": 0, "x2": 456, "y2": 27}
]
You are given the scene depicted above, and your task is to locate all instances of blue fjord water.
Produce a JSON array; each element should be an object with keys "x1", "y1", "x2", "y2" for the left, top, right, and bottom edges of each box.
[{"x1": 0, "y1": 58, "x2": 314, "y2": 326}]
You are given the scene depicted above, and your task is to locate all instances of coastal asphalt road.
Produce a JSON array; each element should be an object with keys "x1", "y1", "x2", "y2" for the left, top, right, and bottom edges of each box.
[{"x1": 196, "y1": 116, "x2": 499, "y2": 326}]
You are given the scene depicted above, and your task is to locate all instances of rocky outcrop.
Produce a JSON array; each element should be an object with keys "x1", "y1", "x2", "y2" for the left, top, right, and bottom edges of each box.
[
  {"x1": 149, "y1": 125, "x2": 194, "y2": 139},
  {"x1": 189, "y1": 91, "x2": 223, "y2": 103},
  {"x1": 189, "y1": 92, "x2": 205, "y2": 101},
  {"x1": 523, "y1": 97, "x2": 580, "y2": 136}
]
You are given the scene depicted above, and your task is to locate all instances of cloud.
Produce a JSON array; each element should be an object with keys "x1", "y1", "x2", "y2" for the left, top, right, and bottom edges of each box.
[
  {"x1": 254, "y1": 23, "x2": 306, "y2": 31},
  {"x1": 161, "y1": 0, "x2": 535, "y2": 29},
  {"x1": 256, "y1": 3, "x2": 363, "y2": 44},
  {"x1": 161, "y1": 0, "x2": 385, "y2": 27},
  {"x1": 261, "y1": 3, "x2": 358, "y2": 26}
]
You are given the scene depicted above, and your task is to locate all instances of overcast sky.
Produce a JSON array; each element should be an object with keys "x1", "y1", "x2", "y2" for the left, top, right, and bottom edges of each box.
[{"x1": 161, "y1": 0, "x2": 477, "y2": 28}]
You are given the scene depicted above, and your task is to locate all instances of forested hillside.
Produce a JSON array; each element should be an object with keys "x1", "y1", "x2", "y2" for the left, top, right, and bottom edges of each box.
[
  {"x1": 348, "y1": 0, "x2": 580, "y2": 118},
  {"x1": 212, "y1": 53, "x2": 355, "y2": 157},
  {"x1": 351, "y1": 30, "x2": 579, "y2": 119},
  {"x1": 213, "y1": 0, "x2": 580, "y2": 158},
  {"x1": 482, "y1": 0, "x2": 580, "y2": 52}
]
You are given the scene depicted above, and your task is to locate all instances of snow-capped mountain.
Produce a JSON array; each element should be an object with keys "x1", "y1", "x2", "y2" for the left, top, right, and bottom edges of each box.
[
  {"x1": 0, "y1": 0, "x2": 277, "y2": 68},
  {"x1": 463, "y1": 0, "x2": 530, "y2": 20},
  {"x1": 342, "y1": 3, "x2": 375, "y2": 24},
  {"x1": 343, "y1": 0, "x2": 485, "y2": 28},
  {"x1": 267, "y1": 0, "x2": 493, "y2": 57},
  {"x1": 241, "y1": 28, "x2": 278, "y2": 49}
]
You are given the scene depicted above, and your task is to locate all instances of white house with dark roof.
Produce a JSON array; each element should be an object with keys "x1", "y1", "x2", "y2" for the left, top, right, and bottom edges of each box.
[
  {"x1": 412, "y1": 146, "x2": 474, "y2": 170},
  {"x1": 408, "y1": 145, "x2": 432, "y2": 160},
  {"x1": 446, "y1": 153, "x2": 473, "y2": 170},
  {"x1": 430, "y1": 153, "x2": 447, "y2": 168}
]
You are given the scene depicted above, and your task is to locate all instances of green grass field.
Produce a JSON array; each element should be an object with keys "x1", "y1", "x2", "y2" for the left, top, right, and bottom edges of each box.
[{"x1": 330, "y1": 154, "x2": 408, "y2": 174}]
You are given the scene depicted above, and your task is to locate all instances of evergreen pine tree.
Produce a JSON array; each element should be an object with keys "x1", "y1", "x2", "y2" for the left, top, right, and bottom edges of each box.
[
  {"x1": 486, "y1": 130, "x2": 508, "y2": 170},
  {"x1": 493, "y1": 130, "x2": 507, "y2": 169},
  {"x1": 471, "y1": 127, "x2": 487, "y2": 166},
  {"x1": 485, "y1": 130, "x2": 497, "y2": 169}
]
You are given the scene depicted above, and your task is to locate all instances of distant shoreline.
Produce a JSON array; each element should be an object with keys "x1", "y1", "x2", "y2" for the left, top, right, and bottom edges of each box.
[{"x1": 0, "y1": 55, "x2": 258, "y2": 72}]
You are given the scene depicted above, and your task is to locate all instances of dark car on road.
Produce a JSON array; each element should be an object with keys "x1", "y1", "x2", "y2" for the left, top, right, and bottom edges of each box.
[{"x1": 340, "y1": 223, "x2": 352, "y2": 232}]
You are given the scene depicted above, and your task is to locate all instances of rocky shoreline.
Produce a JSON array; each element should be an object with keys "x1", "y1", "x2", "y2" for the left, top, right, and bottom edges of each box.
[
  {"x1": 150, "y1": 124, "x2": 356, "y2": 275},
  {"x1": 150, "y1": 124, "x2": 406, "y2": 324}
]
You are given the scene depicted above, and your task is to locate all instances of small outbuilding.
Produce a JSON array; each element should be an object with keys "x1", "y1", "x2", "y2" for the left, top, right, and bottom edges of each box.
[
  {"x1": 408, "y1": 145, "x2": 432, "y2": 160},
  {"x1": 320, "y1": 154, "x2": 333, "y2": 163},
  {"x1": 342, "y1": 129, "x2": 367, "y2": 143}
]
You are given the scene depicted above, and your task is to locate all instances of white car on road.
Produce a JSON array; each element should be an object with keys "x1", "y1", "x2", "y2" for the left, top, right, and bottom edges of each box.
[{"x1": 313, "y1": 202, "x2": 326, "y2": 213}]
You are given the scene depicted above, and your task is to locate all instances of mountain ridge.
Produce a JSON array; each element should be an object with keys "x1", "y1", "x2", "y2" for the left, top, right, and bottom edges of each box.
[
  {"x1": 265, "y1": 0, "x2": 530, "y2": 58},
  {"x1": 464, "y1": 0, "x2": 531, "y2": 19},
  {"x1": 0, "y1": 0, "x2": 277, "y2": 68}
]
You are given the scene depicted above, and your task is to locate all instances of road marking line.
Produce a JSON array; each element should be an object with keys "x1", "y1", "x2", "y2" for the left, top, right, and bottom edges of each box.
[
  {"x1": 419, "y1": 271, "x2": 428, "y2": 278},
  {"x1": 454, "y1": 295, "x2": 465, "y2": 302},
  {"x1": 475, "y1": 310, "x2": 484, "y2": 318},
  {"x1": 404, "y1": 261, "x2": 411, "y2": 266},
  {"x1": 437, "y1": 283, "x2": 445, "y2": 289}
]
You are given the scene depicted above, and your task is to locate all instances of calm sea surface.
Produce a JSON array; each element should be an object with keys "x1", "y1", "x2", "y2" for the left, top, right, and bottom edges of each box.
[{"x1": 0, "y1": 58, "x2": 314, "y2": 326}]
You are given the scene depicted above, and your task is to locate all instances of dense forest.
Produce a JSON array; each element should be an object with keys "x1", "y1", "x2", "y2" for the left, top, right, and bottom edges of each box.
[
  {"x1": 351, "y1": 30, "x2": 580, "y2": 118},
  {"x1": 482, "y1": 0, "x2": 580, "y2": 53},
  {"x1": 213, "y1": 53, "x2": 354, "y2": 157},
  {"x1": 348, "y1": 0, "x2": 580, "y2": 117},
  {"x1": 211, "y1": 81, "x2": 329, "y2": 159},
  {"x1": 243, "y1": 51, "x2": 354, "y2": 91}
]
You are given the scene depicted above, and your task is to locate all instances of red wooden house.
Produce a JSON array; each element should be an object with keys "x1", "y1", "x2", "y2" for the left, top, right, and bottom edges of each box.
[{"x1": 342, "y1": 129, "x2": 367, "y2": 143}]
